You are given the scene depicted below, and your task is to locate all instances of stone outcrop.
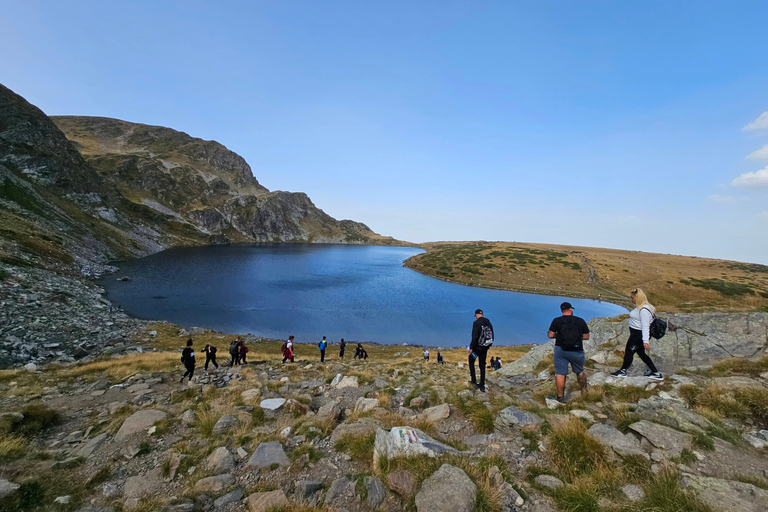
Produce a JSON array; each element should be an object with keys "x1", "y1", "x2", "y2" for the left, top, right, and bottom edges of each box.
[{"x1": 415, "y1": 464, "x2": 476, "y2": 512}]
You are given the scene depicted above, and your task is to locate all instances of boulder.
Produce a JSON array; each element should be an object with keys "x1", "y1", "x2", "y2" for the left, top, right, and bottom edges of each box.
[
  {"x1": 260, "y1": 398, "x2": 286, "y2": 411},
  {"x1": 212, "y1": 415, "x2": 239, "y2": 434},
  {"x1": 331, "y1": 417, "x2": 383, "y2": 443},
  {"x1": 629, "y1": 420, "x2": 693, "y2": 458},
  {"x1": 325, "y1": 477, "x2": 356, "y2": 507},
  {"x1": 75, "y1": 433, "x2": 108, "y2": 458},
  {"x1": 365, "y1": 476, "x2": 386, "y2": 509},
  {"x1": 569, "y1": 410, "x2": 594, "y2": 422},
  {"x1": 374, "y1": 427, "x2": 463, "y2": 468},
  {"x1": 495, "y1": 406, "x2": 544, "y2": 431},
  {"x1": 247, "y1": 490, "x2": 288, "y2": 512},
  {"x1": 387, "y1": 470, "x2": 418, "y2": 497},
  {"x1": 0, "y1": 479, "x2": 20, "y2": 499},
  {"x1": 635, "y1": 396, "x2": 713, "y2": 432},
  {"x1": 419, "y1": 404, "x2": 451, "y2": 423},
  {"x1": 247, "y1": 441, "x2": 290, "y2": 468},
  {"x1": 115, "y1": 410, "x2": 168, "y2": 441},
  {"x1": 415, "y1": 464, "x2": 476, "y2": 512},
  {"x1": 410, "y1": 397, "x2": 426, "y2": 408},
  {"x1": 334, "y1": 376, "x2": 359, "y2": 389},
  {"x1": 354, "y1": 397, "x2": 379, "y2": 413},
  {"x1": 213, "y1": 487, "x2": 244, "y2": 508},
  {"x1": 206, "y1": 447, "x2": 235, "y2": 473},
  {"x1": 587, "y1": 423, "x2": 649, "y2": 459},
  {"x1": 499, "y1": 482, "x2": 524, "y2": 510},
  {"x1": 315, "y1": 401, "x2": 343, "y2": 422},
  {"x1": 123, "y1": 468, "x2": 163, "y2": 500},
  {"x1": 535, "y1": 475, "x2": 564, "y2": 490},
  {"x1": 296, "y1": 480, "x2": 324, "y2": 499},
  {"x1": 194, "y1": 473, "x2": 234, "y2": 492},
  {"x1": 181, "y1": 409, "x2": 195, "y2": 425},
  {"x1": 680, "y1": 474, "x2": 768, "y2": 512},
  {"x1": 241, "y1": 389, "x2": 261, "y2": 403}
]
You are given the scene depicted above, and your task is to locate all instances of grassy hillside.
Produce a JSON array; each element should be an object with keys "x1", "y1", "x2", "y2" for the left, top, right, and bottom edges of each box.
[{"x1": 405, "y1": 241, "x2": 768, "y2": 312}]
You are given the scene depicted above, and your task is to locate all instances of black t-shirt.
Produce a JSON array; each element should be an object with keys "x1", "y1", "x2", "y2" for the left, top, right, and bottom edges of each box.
[
  {"x1": 548, "y1": 315, "x2": 589, "y2": 351},
  {"x1": 182, "y1": 347, "x2": 195, "y2": 366}
]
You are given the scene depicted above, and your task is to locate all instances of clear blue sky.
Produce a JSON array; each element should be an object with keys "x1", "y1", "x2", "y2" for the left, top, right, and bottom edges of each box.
[{"x1": 3, "y1": 1, "x2": 768, "y2": 263}]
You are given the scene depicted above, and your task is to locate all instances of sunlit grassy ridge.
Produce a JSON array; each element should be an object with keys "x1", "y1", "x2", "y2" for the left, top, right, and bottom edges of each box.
[{"x1": 406, "y1": 241, "x2": 768, "y2": 312}]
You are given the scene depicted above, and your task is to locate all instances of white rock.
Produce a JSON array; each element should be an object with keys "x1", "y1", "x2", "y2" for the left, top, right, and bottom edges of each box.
[
  {"x1": 569, "y1": 409, "x2": 595, "y2": 422},
  {"x1": 23, "y1": 363, "x2": 37, "y2": 371},
  {"x1": 537, "y1": 370, "x2": 550, "y2": 381},
  {"x1": 260, "y1": 398, "x2": 287, "y2": 411},
  {"x1": 354, "y1": 397, "x2": 379, "y2": 413},
  {"x1": 280, "y1": 426, "x2": 292, "y2": 438},
  {"x1": 54, "y1": 495, "x2": 71, "y2": 504}
]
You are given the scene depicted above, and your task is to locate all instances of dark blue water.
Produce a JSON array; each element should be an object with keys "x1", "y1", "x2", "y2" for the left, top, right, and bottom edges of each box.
[{"x1": 100, "y1": 244, "x2": 626, "y2": 346}]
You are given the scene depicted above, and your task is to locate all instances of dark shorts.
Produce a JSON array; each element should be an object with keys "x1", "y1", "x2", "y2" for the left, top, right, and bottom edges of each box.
[{"x1": 554, "y1": 346, "x2": 585, "y2": 375}]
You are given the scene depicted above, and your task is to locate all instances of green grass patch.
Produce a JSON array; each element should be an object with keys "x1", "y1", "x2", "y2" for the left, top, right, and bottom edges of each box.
[
  {"x1": 334, "y1": 433, "x2": 376, "y2": 464},
  {"x1": 547, "y1": 418, "x2": 608, "y2": 481}
]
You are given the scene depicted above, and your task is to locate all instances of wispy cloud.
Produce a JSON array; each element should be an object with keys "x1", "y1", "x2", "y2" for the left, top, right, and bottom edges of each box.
[
  {"x1": 743, "y1": 111, "x2": 768, "y2": 132},
  {"x1": 707, "y1": 194, "x2": 736, "y2": 202},
  {"x1": 732, "y1": 166, "x2": 768, "y2": 188},
  {"x1": 747, "y1": 143, "x2": 768, "y2": 160}
]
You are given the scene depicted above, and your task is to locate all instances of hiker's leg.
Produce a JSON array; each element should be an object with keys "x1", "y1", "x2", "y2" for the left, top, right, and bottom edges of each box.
[
  {"x1": 635, "y1": 344, "x2": 658, "y2": 373},
  {"x1": 570, "y1": 351, "x2": 586, "y2": 395},
  {"x1": 478, "y1": 348, "x2": 488, "y2": 387},
  {"x1": 468, "y1": 353, "x2": 477, "y2": 384},
  {"x1": 576, "y1": 372, "x2": 588, "y2": 395},
  {"x1": 555, "y1": 374, "x2": 566, "y2": 398},
  {"x1": 620, "y1": 335, "x2": 637, "y2": 370},
  {"x1": 212, "y1": 355, "x2": 218, "y2": 369}
]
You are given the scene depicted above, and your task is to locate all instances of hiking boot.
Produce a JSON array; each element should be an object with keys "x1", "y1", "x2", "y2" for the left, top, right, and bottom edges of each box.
[
  {"x1": 648, "y1": 372, "x2": 664, "y2": 381},
  {"x1": 610, "y1": 369, "x2": 627, "y2": 378}
]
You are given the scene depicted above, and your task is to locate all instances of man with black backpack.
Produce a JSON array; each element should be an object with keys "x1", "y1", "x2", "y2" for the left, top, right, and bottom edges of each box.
[
  {"x1": 180, "y1": 338, "x2": 196, "y2": 384},
  {"x1": 469, "y1": 308, "x2": 494, "y2": 392},
  {"x1": 547, "y1": 302, "x2": 590, "y2": 403}
]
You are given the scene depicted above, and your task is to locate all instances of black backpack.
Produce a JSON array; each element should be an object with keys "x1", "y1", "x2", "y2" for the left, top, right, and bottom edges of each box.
[
  {"x1": 478, "y1": 324, "x2": 494, "y2": 348},
  {"x1": 643, "y1": 307, "x2": 667, "y2": 339},
  {"x1": 558, "y1": 317, "x2": 583, "y2": 350}
]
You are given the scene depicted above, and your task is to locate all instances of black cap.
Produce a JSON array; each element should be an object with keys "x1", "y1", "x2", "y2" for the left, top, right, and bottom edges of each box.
[
  {"x1": 474, "y1": 309, "x2": 483, "y2": 315},
  {"x1": 560, "y1": 302, "x2": 574, "y2": 311}
]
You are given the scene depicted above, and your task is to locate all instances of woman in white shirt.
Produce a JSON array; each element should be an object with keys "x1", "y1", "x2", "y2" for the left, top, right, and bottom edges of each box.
[{"x1": 611, "y1": 288, "x2": 663, "y2": 380}]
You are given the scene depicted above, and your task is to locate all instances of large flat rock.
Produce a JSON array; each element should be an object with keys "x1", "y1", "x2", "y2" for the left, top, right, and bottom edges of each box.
[
  {"x1": 415, "y1": 464, "x2": 476, "y2": 512},
  {"x1": 680, "y1": 474, "x2": 768, "y2": 512},
  {"x1": 629, "y1": 420, "x2": 693, "y2": 458},
  {"x1": 495, "y1": 406, "x2": 544, "y2": 431},
  {"x1": 587, "y1": 423, "x2": 648, "y2": 459},
  {"x1": 115, "y1": 410, "x2": 167, "y2": 441},
  {"x1": 373, "y1": 427, "x2": 462, "y2": 467},
  {"x1": 246, "y1": 441, "x2": 289, "y2": 468}
]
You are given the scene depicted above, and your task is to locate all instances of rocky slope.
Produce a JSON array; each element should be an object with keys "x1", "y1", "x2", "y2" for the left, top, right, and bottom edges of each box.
[
  {"x1": 0, "y1": 83, "x2": 399, "y2": 367},
  {"x1": 1, "y1": 338, "x2": 766, "y2": 512}
]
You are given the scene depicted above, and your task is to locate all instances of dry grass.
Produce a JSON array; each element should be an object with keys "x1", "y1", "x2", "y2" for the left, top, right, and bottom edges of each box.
[
  {"x1": 0, "y1": 434, "x2": 28, "y2": 461},
  {"x1": 406, "y1": 240, "x2": 768, "y2": 313},
  {"x1": 679, "y1": 384, "x2": 768, "y2": 427}
]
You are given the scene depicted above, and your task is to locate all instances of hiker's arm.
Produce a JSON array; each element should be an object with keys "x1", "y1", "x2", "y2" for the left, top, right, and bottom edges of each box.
[{"x1": 547, "y1": 330, "x2": 556, "y2": 338}]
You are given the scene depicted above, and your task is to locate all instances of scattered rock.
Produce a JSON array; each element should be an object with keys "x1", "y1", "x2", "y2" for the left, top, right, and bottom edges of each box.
[
  {"x1": 0, "y1": 479, "x2": 20, "y2": 499},
  {"x1": 499, "y1": 482, "x2": 524, "y2": 510},
  {"x1": 410, "y1": 397, "x2": 426, "y2": 408},
  {"x1": 331, "y1": 417, "x2": 383, "y2": 443},
  {"x1": 415, "y1": 464, "x2": 476, "y2": 512},
  {"x1": 75, "y1": 432, "x2": 108, "y2": 458},
  {"x1": 115, "y1": 410, "x2": 168, "y2": 441},
  {"x1": 315, "y1": 401, "x2": 343, "y2": 422},
  {"x1": 587, "y1": 423, "x2": 648, "y2": 459},
  {"x1": 212, "y1": 415, "x2": 239, "y2": 434},
  {"x1": 635, "y1": 396, "x2": 713, "y2": 432},
  {"x1": 194, "y1": 473, "x2": 234, "y2": 492},
  {"x1": 54, "y1": 495, "x2": 71, "y2": 504},
  {"x1": 333, "y1": 376, "x2": 359, "y2": 389},
  {"x1": 355, "y1": 397, "x2": 379, "y2": 413},
  {"x1": 325, "y1": 477, "x2": 356, "y2": 507},
  {"x1": 622, "y1": 484, "x2": 645, "y2": 502},
  {"x1": 388, "y1": 470, "x2": 418, "y2": 497},
  {"x1": 241, "y1": 389, "x2": 261, "y2": 403},
  {"x1": 206, "y1": 447, "x2": 235, "y2": 473},
  {"x1": 495, "y1": 406, "x2": 544, "y2": 431},
  {"x1": 214, "y1": 487, "x2": 244, "y2": 508},
  {"x1": 535, "y1": 475, "x2": 564, "y2": 490},
  {"x1": 181, "y1": 409, "x2": 195, "y2": 425},
  {"x1": 365, "y1": 476, "x2": 386, "y2": 509},
  {"x1": 629, "y1": 420, "x2": 693, "y2": 458},
  {"x1": 260, "y1": 398, "x2": 286, "y2": 411},
  {"x1": 247, "y1": 490, "x2": 288, "y2": 512},
  {"x1": 680, "y1": 474, "x2": 768, "y2": 512},
  {"x1": 247, "y1": 441, "x2": 290, "y2": 468},
  {"x1": 296, "y1": 480, "x2": 324, "y2": 499},
  {"x1": 743, "y1": 433, "x2": 768, "y2": 449},
  {"x1": 419, "y1": 404, "x2": 451, "y2": 422},
  {"x1": 569, "y1": 409, "x2": 594, "y2": 422},
  {"x1": 373, "y1": 427, "x2": 463, "y2": 466}
]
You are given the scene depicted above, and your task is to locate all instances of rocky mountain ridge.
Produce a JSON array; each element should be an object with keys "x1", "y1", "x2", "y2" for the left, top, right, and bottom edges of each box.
[{"x1": 0, "y1": 83, "x2": 400, "y2": 367}]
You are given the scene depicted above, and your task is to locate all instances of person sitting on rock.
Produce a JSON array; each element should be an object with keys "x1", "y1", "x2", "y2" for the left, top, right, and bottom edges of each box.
[
  {"x1": 354, "y1": 343, "x2": 368, "y2": 360},
  {"x1": 437, "y1": 351, "x2": 444, "y2": 364},
  {"x1": 180, "y1": 338, "x2": 196, "y2": 384},
  {"x1": 203, "y1": 343, "x2": 218, "y2": 372}
]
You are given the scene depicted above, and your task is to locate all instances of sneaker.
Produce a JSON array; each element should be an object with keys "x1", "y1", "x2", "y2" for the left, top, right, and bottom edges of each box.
[
  {"x1": 611, "y1": 369, "x2": 627, "y2": 378},
  {"x1": 467, "y1": 380, "x2": 477, "y2": 386},
  {"x1": 556, "y1": 396, "x2": 567, "y2": 404},
  {"x1": 476, "y1": 384, "x2": 487, "y2": 393},
  {"x1": 649, "y1": 372, "x2": 664, "y2": 381}
]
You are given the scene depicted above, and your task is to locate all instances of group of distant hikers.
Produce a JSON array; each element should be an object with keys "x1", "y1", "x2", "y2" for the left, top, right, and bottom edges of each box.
[{"x1": 180, "y1": 288, "x2": 665, "y2": 404}]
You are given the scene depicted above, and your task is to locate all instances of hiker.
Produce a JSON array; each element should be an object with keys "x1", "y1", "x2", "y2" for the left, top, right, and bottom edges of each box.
[
  {"x1": 319, "y1": 336, "x2": 327, "y2": 363},
  {"x1": 282, "y1": 335, "x2": 295, "y2": 363},
  {"x1": 229, "y1": 337, "x2": 241, "y2": 366},
  {"x1": 437, "y1": 351, "x2": 444, "y2": 364},
  {"x1": 423, "y1": 348, "x2": 429, "y2": 361},
  {"x1": 469, "y1": 308, "x2": 494, "y2": 392},
  {"x1": 489, "y1": 356, "x2": 497, "y2": 370},
  {"x1": 239, "y1": 339, "x2": 249, "y2": 365},
  {"x1": 180, "y1": 338, "x2": 196, "y2": 383},
  {"x1": 339, "y1": 338, "x2": 346, "y2": 359},
  {"x1": 611, "y1": 289, "x2": 663, "y2": 380},
  {"x1": 547, "y1": 302, "x2": 590, "y2": 403},
  {"x1": 496, "y1": 357, "x2": 503, "y2": 369},
  {"x1": 354, "y1": 343, "x2": 368, "y2": 360},
  {"x1": 203, "y1": 343, "x2": 218, "y2": 372}
]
